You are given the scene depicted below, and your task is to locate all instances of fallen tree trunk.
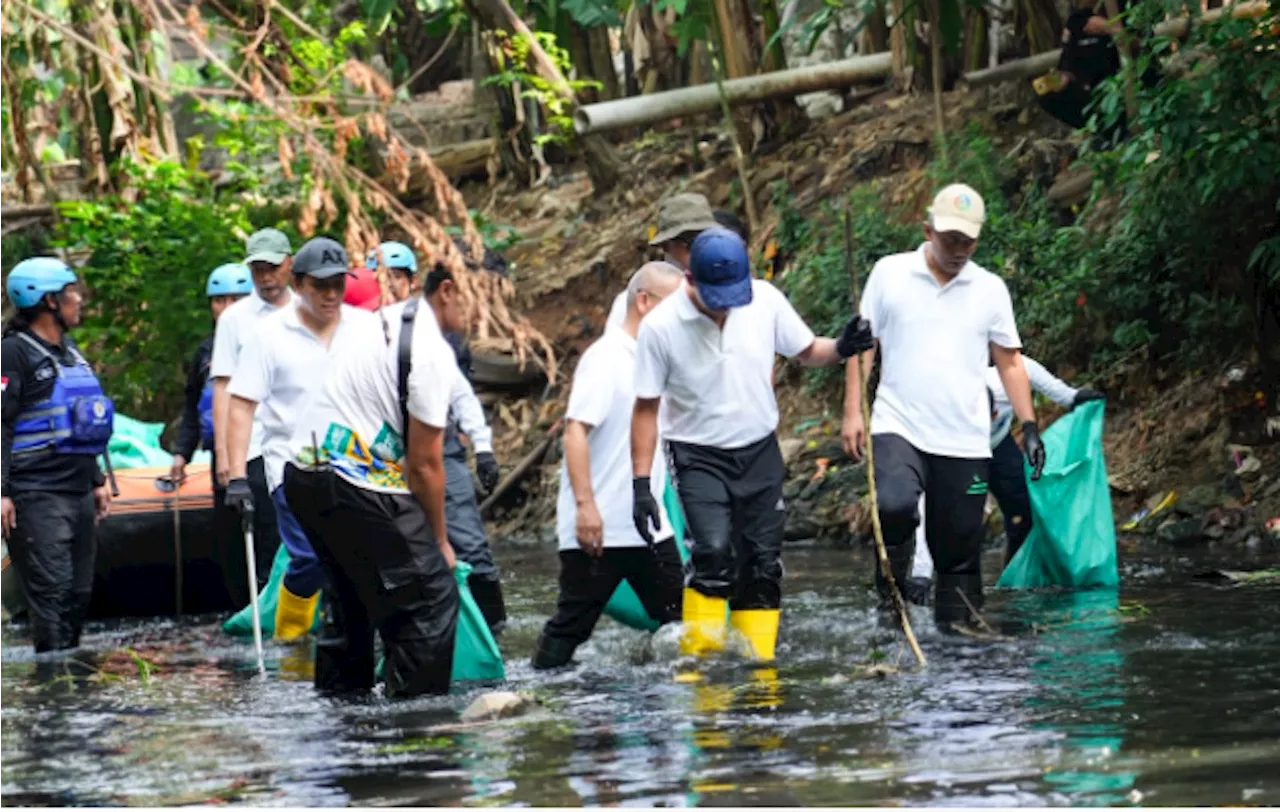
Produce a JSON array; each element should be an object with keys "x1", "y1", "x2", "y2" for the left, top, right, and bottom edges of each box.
[
  {"x1": 575, "y1": 52, "x2": 893, "y2": 134},
  {"x1": 479, "y1": 420, "x2": 562, "y2": 516},
  {"x1": 383, "y1": 138, "x2": 495, "y2": 190},
  {"x1": 962, "y1": 0, "x2": 1270, "y2": 88}
]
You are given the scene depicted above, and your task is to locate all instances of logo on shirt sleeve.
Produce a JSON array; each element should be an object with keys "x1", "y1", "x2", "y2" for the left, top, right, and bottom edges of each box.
[{"x1": 1, "y1": 376, "x2": 7, "y2": 393}]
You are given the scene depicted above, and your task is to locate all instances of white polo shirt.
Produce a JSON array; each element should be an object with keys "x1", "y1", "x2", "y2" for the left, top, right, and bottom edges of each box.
[
  {"x1": 634, "y1": 280, "x2": 815, "y2": 449},
  {"x1": 606, "y1": 290, "x2": 627, "y2": 329},
  {"x1": 288, "y1": 298, "x2": 458, "y2": 494},
  {"x1": 557, "y1": 325, "x2": 672, "y2": 550},
  {"x1": 209, "y1": 289, "x2": 294, "y2": 460},
  {"x1": 227, "y1": 300, "x2": 376, "y2": 491},
  {"x1": 861, "y1": 244, "x2": 1021, "y2": 459}
]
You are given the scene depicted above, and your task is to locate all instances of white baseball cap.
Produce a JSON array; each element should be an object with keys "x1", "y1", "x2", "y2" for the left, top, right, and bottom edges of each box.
[{"x1": 928, "y1": 184, "x2": 986, "y2": 239}]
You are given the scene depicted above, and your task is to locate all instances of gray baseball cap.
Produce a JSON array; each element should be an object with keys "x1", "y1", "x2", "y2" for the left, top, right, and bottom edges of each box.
[
  {"x1": 244, "y1": 228, "x2": 292, "y2": 265},
  {"x1": 650, "y1": 193, "x2": 719, "y2": 246},
  {"x1": 292, "y1": 237, "x2": 354, "y2": 279}
]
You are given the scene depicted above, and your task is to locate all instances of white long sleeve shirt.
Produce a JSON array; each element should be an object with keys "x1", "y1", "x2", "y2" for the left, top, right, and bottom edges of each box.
[
  {"x1": 986, "y1": 356, "x2": 1078, "y2": 447},
  {"x1": 449, "y1": 371, "x2": 493, "y2": 454}
]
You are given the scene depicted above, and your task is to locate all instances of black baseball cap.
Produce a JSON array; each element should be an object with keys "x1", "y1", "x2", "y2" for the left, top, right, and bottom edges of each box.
[{"x1": 293, "y1": 237, "x2": 355, "y2": 279}]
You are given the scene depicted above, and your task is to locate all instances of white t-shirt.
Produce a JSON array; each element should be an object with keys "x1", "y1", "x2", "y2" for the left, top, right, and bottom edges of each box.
[
  {"x1": 634, "y1": 280, "x2": 815, "y2": 449},
  {"x1": 210, "y1": 289, "x2": 293, "y2": 460},
  {"x1": 606, "y1": 290, "x2": 627, "y2": 330},
  {"x1": 861, "y1": 244, "x2": 1021, "y2": 459},
  {"x1": 288, "y1": 298, "x2": 458, "y2": 494},
  {"x1": 227, "y1": 300, "x2": 376, "y2": 491},
  {"x1": 557, "y1": 326, "x2": 672, "y2": 550}
]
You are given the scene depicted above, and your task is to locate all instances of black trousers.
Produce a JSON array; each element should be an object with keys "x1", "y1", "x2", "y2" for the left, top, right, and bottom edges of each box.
[
  {"x1": 210, "y1": 454, "x2": 281, "y2": 606},
  {"x1": 989, "y1": 433, "x2": 1033, "y2": 565},
  {"x1": 669, "y1": 433, "x2": 786, "y2": 610},
  {"x1": 533, "y1": 540, "x2": 684, "y2": 669},
  {"x1": 873, "y1": 434, "x2": 989, "y2": 624},
  {"x1": 7, "y1": 490, "x2": 96, "y2": 652},
  {"x1": 282, "y1": 463, "x2": 458, "y2": 698}
]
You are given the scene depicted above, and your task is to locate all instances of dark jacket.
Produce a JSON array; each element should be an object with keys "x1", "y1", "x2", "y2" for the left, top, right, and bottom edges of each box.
[
  {"x1": 1, "y1": 326, "x2": 107, "y2": 497},
  {"x1": 174, "y1": 335, "x2": 215, "y2": 461}
]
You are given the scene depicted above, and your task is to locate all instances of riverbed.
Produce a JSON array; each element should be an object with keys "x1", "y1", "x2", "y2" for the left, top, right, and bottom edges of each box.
[{"x1": 3, "y1": 544, "x2": 1278, "y2": 806}]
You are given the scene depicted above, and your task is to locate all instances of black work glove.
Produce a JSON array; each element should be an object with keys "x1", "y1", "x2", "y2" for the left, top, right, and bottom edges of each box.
[
  {"x1": 225, "y1": 477, "x2": 254, "y2": 516},
  {"x1": 836, "y1": 315, "x2": 875, "y2": 359},
  {"x1": 632, "y1": 476, "x2": 661, "y2": 546},
  {"x1": 1022, "y1": 421, "x2": 1046, "y2": 481},
  {"x1": 1071, "y1": 386, "x2": 1105, "y2": 410},
  {"x1": 475, "y1": 451, "x2": 500, "y2": 493}
]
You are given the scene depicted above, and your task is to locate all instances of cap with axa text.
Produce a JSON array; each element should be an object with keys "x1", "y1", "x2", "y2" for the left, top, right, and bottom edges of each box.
[
  {"x1": 689, "y1": 227, "x2": 753, "y2": 310},
  {"x1": 928, "y1": 184, "x2": 986, "y2": 239},
  {"x1": 244, "y1": 228, "x2": 292, "y2": 265},
  {"x1": 292, "y1": 237, "x2": 355, "y2": 280}
]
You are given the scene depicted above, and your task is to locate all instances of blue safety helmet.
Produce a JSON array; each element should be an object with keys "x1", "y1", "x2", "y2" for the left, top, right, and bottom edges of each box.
[
  {"x1": 367, "y1": 241, "x2": 417, "y2": 274},
  {"x1": 5, "y1": 257, "x2": 78, "y2": 310},
  {"x1": 206, "y1": 263, "x2": 254, "y2": 298}
]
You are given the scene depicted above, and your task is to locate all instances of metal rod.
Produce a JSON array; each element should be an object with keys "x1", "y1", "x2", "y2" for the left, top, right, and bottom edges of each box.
[
  {"x1": 172, "y1": 488, "x2": 183, "y2": 617},
  {"x1": 242, "y1": 510, "x2": 265, "y2": 674}
]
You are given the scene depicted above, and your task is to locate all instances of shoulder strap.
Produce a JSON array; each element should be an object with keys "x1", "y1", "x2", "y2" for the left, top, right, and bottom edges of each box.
[
  {"x1": 398, "y1": 297, "x2": 421, "y2": 433},
  {"x1": 16, "y1": 332, "x2": 66, "y2": 376}
]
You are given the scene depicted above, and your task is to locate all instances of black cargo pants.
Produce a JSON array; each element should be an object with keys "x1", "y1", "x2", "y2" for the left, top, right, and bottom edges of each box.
[
  {"x1": 872, "y1": 434, "x2": 990, "y2": 627},
  {"x1": 7, "y1": 490, "x2": 96, "y2": 652},
  {"x1": 282, "y1": 463, "x2": 459, "y2": 698},
  {"x1": 669, "y1": 433, "x2": 786, "y2": 610}
]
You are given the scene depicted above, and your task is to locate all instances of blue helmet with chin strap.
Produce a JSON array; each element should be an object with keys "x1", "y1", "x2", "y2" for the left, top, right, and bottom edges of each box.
[
  {"x1": 367, "y1": 241, "x2": 417, "y2": 274},
  {"x1": 6, "y1": 257, "x2": 78, "y2": 310},
  {"x1": 206, "y1": 263, "x2": 254, "y2": 297}
]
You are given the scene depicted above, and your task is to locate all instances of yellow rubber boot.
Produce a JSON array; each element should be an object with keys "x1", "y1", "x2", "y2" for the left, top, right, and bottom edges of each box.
[
  {"x1": 730, "y1": 609, "x2": 780, "y2": 662},
  {"x1": 680, "y1": 588, "x2": 728, "y2": 657},
  {"x1": 275, "y1": 585, "x2": 319, "y2": 641}
]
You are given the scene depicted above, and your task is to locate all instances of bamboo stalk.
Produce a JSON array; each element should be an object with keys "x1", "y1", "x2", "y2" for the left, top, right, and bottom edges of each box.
[
  {"x1": 708, "y1": 13, "x2": 760, "y2": 238},
  {"x1": 843, "y1": 207, "x2": 927, "y2": 669}
]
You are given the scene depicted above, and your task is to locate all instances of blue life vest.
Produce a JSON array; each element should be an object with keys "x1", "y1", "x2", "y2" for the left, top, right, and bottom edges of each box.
[
  {"x1": 198, "y1": 378, "x2": 215, "y2": 449},
  {"x1": 11, "y1": 333, "x2": 115, "y2": 457}
]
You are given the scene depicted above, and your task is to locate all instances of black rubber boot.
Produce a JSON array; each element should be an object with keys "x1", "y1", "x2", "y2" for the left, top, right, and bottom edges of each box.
[
  {"x1": 934, "y1": 573, "x2": 984, "y2": 633},
  {"x1": 875, "y1": 543, "x2": 914, "y2": 608},
  {"x1": 314, "y1": 591, "x2": 375, "y2": 694},
  {"x1": 531, "y1": 631, "x2": 579, "y2": 670},
  {"x1": 468, "y1": 575, "x2": 508, "y2": 638},
  {"x1": 903, "y1": 576, "x2": 934, "y2": 607}
]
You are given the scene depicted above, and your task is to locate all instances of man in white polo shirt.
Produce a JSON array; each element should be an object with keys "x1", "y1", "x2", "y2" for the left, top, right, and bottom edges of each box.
[
  {"x1": 632, "y1": 228, "x2": 874, "y2": 663},
  {"x1": 209, "y1": 228, "x2": 294, "y2": 592},
  {"x1": 533, "y1": 262, "x2": 685, "y2": 670},
  {"x1": 282, "y1": 266, "x2": 465, "y2": 697},
  {"x1": 841, "y1": 184, "x2": 1047, "y2": 631},
  {"x1": 224, "y1": 237, "x2": 375, "y2": 640}
]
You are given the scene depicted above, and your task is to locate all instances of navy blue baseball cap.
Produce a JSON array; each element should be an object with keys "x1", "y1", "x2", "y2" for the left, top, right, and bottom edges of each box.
[{"x1": 690, "y1": 226, "x2": 752, "y2": 310}]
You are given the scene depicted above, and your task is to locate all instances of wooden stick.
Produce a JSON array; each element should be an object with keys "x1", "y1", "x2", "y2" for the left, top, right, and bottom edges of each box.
[
  {"x1": 478, "y1": 420, "x2": 563, "y2": 515},
  {"x1": 843, "y1": 207, "x2": 927, "y2": 669}
]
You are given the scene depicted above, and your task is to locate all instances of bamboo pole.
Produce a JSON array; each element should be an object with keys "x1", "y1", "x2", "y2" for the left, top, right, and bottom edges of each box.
[{"x1": 843, "y1": 207, "x2": 927, "y2": 669}]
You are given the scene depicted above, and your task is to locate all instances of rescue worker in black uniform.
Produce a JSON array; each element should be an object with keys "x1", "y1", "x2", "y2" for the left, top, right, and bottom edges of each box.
[
  {"x1": 169, "y1": 263, "x2": 254, "y2": 604},
  {"x1": 2, "y1": 258, "x2": 114, "y2": 652}
]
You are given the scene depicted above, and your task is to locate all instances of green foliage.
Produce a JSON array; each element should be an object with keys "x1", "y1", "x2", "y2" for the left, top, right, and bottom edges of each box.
[
  {"x1": 445, "y1": 209, "x2": 524, "y2": 253},
  {"x1": 482, "y1": 30, "x2": 600, "y2": 147},
  {"x1": 51, "y1": 161, "x2": 262, "y2": 422},
  {"x1": 561, "y1": 0, "x2": 623, "y2": 28}
]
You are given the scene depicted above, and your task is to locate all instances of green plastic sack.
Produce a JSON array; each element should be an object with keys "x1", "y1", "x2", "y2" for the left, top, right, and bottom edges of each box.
[
  {"x1": 227, "y1": 548, "x2": 505, "y2": 683},
  {"x1": 448, "y1": 560, "x2": 506, "y2": 682},
  {"x1": 997, "y1": 401, "x2": 1119, "y2": 589},
  {"x1": 602, "y1": 474, "x2": 691, "y2": 632},
  {"x1": 97, "y1": 412, "x2": 211, "y2": 471}
]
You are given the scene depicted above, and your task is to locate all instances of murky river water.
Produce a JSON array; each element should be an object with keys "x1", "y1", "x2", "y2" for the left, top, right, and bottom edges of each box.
[{"x1": 3, "y1": 543, "x2": 1279, "y2": 807}]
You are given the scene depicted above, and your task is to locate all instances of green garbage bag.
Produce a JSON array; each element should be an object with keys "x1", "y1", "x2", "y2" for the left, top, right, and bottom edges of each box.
[
  {"x1": 997, "y1": 401, "x2": 1119, "y2": 589},
  {"x1": 449, "y1": 560, "x2": 506, "y2": 682},
  {"x1": 96, "y1": 412, "x2": 211, "y2": 471},
  {"x1": 229, "y1": 548, "x2": 505, "y2": 683},
  {"x1": 602, "y1": 474, "x2": 691, "y2": 632},
  {"x1": 222, "y1": 543, "x2": 298, "y2": 638}
]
